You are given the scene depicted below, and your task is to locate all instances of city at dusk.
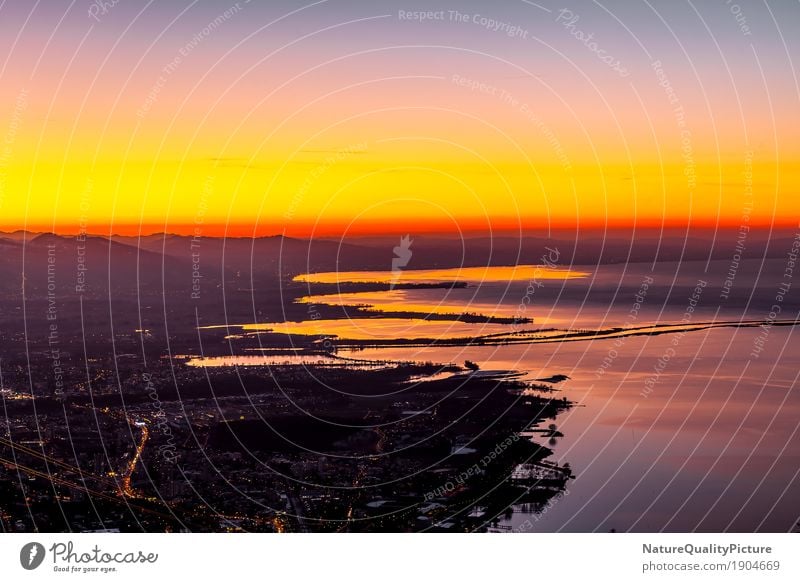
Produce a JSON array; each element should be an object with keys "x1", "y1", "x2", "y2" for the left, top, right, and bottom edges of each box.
[{"x1": 0, "y1": 1, "x2": 798, "y2": 579}]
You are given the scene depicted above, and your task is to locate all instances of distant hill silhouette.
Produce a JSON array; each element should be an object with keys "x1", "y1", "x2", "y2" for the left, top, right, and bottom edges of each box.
[{"x1": 0, "y1": 227, "x2": 796, "y2": 298}]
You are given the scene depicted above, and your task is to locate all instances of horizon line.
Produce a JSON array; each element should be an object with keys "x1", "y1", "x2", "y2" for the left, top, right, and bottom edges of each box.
[{"x1": 1, "y1": 219, "x2": 798, "y2": 239}]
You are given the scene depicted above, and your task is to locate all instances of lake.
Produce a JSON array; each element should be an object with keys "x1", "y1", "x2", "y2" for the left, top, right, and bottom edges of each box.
[{"x1": 198, "y1": 258, "x2": 800, "y2": 531}]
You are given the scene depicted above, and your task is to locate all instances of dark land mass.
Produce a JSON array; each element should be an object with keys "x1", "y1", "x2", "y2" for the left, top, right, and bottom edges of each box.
[
  {"x1": 1, "y1": 227, "x2": 796, "y2": 532},
  {"x1": 1, "y1": 358, "x2": 572, "y2": 532}
]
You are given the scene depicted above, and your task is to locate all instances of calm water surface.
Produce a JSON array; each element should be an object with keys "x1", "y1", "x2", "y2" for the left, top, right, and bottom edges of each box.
[
  {"x1": 347, "y1": 327, "x2": 799, "y2": 532},
  {"x1": 208, "y1": 259, "x2": 800, "y2": 531}
]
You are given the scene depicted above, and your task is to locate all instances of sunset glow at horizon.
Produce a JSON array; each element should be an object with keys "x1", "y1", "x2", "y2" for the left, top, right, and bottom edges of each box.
[{"x1": 1, "y1": 1, "x2": 797, "y2": 237}]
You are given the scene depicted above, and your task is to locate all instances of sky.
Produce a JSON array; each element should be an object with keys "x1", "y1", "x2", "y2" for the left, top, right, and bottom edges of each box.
[{"x1": 0, "y1": 0, "x2": 797, "y2": 237}]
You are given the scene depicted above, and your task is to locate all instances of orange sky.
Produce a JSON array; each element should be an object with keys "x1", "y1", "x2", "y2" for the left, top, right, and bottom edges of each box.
[{"x1": 0, "y1": 2, "x2": 797, "y2": 237}]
